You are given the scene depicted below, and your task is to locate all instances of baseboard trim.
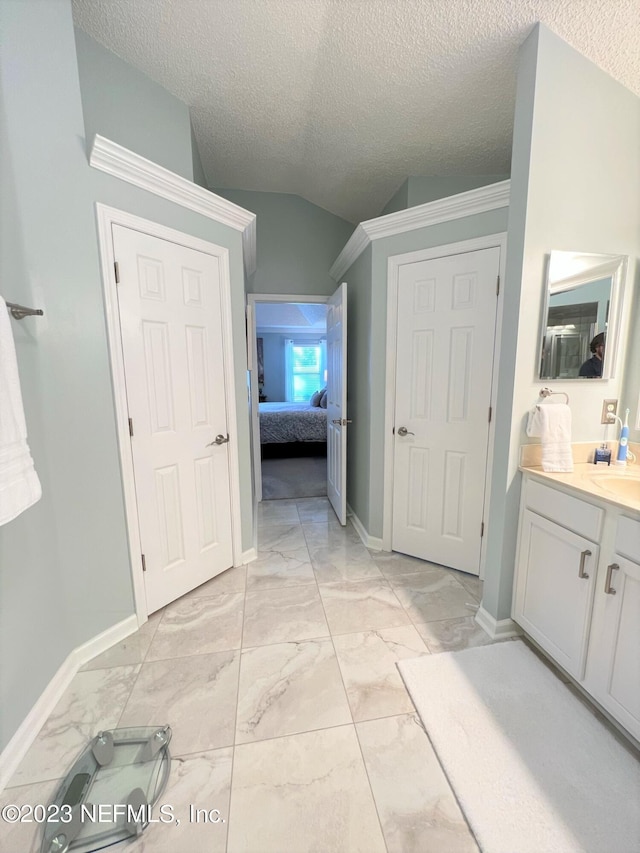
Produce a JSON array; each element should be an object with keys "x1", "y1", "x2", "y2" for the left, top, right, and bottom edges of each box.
[
  {"x1": 475, "y1": 605, "x2": 522, "y2": 640},
  {"x1": 72, "y1": 614, "x2": 139, "y2": 669},
  {"x1": 0, "y1": 655, "x2": 77, "y2": 793},
  {"x1": 239, "y1": 547, "x2": 257, "y2": 565},
  {"x1": 0, "y1": 614, "x2": 138, "y2": 793},
  {"x1": 347, "y1": 504, "x2": 384, "y2": 551}
]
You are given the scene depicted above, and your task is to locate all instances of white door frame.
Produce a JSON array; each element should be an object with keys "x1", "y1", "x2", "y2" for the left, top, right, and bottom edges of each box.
[
  {"x1": 96, "y1": 203, "x2": 243, "y2": 626},
  {"x1": 246, "y1": 293, "x2": 329, "y2": 503},
  {"x1": 382, "y1": 232, "x2": 507, "y2": 578}
]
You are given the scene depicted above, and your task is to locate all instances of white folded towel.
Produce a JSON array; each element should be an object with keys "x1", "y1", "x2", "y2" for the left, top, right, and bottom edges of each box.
[
  {"x1": 526, "y1": 403, "x2": 573, "y2": 473},
  {"x1": 0, "y1": 295, "x2": 42, "y2": 525}
]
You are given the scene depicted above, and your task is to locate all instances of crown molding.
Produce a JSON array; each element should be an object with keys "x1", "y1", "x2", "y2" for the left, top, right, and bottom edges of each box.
[
  {"x1": 89, "y1": 135, "x2": 257, "y2": 275},
  {"x1": 330, "y1": 179, "x2": 510, "y2": 281},
  {"x1": 329, "y1": 224, "x2": 369, "y2": 281}
]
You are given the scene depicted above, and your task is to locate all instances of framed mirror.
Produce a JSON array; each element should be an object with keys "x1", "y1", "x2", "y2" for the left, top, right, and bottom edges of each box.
[{"x1": 538, "y1": 251, "x2": 628, "y2": 380}]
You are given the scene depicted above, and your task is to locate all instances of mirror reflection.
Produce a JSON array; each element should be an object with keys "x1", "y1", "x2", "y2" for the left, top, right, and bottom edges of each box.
[{"x1": 539, "y1": 251, "x2": 627, "y2": 380}]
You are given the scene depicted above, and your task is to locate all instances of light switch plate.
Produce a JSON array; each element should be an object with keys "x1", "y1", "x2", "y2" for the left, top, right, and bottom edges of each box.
[{"x1": 601, "y1": 399, "x2": 618, "y2": 424}]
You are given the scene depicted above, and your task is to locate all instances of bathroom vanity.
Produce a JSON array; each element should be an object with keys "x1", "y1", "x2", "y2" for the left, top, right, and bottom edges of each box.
[{"x1": 512, "y1": 464, "x2": 640, "y2": 741}]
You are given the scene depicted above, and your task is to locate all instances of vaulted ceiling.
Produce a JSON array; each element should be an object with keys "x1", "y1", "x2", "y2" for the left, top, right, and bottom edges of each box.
[{"x1": 72, "y1": 0, "x2": 640, "y2": 223}]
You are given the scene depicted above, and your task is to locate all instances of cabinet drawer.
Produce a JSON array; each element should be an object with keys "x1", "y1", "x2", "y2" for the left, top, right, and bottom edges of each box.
[
  {"x1": 615, "y1": 516, "x2": 640, "y2": 563},
  {"x1": 524, "y1": 479, "x2": 603, "y2": 542}
]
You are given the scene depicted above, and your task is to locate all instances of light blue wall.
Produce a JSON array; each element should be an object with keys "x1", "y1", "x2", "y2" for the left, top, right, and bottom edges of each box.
[
  {"x1": 259, "y1": 334, "x2": 285, "y2": 402},
  {"x1": 380, "y1": 180, "x2": 409, "y2": 216},
  {"x1": 215, "y1": 190, "x2": 355, "y2": 296},
  {"x1": 74, "y1": 28, "x2": 193, "y2": 180},
  {"x1": 483, "y1": 24, "x2": 640, "y2": 623},
  {"x1": 191, "y1": 122, "x2": 207, "y2": 188},
  {"x1": 0, "y1": 0, "x2": 251, "y2": 754},
  {"x1": 0, "y1": 0, "x2": 133, "y2": 753},
  {"x1": 407, "y1": 176, "x2": 509, "y2": 208},
  {"x1": 380, "y1": 176, "x2": 508, "y2": 217}
]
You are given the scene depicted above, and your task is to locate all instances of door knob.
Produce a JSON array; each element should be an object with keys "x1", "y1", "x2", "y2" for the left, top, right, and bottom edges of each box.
[
  {"x1": 207, "y1": 434, "x2": 230, "y2": 447},
  {"x1": 397, "y1": 426, "x2": 415, "y2": 437}
]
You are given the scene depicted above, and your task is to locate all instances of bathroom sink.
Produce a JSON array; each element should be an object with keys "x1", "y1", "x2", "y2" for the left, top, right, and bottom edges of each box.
[{"x1": 594, "y1": 476, "x2": 640, "y2": 503}]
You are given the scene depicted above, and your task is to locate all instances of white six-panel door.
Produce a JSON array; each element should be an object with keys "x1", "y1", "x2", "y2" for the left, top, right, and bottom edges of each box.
[
  {"x1": 392, "y1": 248, "x2": 499, "y2": 574},
  {"x1": 327, "y1": 282, "x2": 347, "y2": 525},
  {"x1": 113, "y1": 225, "x2": 233, "y2": 613}
]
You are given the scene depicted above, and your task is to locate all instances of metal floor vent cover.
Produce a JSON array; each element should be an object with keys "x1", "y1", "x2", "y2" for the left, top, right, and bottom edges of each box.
[{"x1": 40, "y1": 726, "x2": 171, "y2": 853}]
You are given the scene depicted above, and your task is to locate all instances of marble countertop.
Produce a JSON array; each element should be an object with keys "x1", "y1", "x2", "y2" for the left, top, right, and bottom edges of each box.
[{"x1": 519, "y1": 462, "x2": 640, "y2": 514}]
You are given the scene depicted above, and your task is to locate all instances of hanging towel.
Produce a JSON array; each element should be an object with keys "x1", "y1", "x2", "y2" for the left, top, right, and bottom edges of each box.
[
  {"x1": 526, "y1": 403, "x2": 573, "y2": 473},
  {"x1": 0, "y1": 295, "x2": 42, "y2": 525}
]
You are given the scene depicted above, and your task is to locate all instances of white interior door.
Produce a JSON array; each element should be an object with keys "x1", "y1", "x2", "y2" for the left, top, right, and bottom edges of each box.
[
  {"x1": 113, "y1": 225, "x2": 233, "y2": 613},
  {"x1": 392, "y1": 248, "x2": 499, "y2": 574},
  {"x1": 327, "y1": 282, "x2": 348, "y2": 525}
]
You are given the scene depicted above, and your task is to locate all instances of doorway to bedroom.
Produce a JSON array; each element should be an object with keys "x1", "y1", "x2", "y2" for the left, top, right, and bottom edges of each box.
[{"x1": 248, "y1": 297, "x2": 329, "y2": 501}]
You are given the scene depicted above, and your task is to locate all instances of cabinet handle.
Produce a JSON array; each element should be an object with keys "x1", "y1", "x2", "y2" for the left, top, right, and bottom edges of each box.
[
  {"x1": 578, "y1": 549, "x2": 591, "y2": 579},
  {"x1": 604, "y1": 563, "x2": 619, "y2": 595}
]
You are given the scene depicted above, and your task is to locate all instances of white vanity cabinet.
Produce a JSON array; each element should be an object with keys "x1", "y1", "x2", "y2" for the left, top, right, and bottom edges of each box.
[{"x1": 513, "y1": 475, "x2": 640, "y2": 740}]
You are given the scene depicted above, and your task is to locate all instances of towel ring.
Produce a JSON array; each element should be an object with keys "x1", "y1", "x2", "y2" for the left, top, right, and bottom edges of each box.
[{"x1": 539, "y1": 387, "x2": 569, "y2": 404}]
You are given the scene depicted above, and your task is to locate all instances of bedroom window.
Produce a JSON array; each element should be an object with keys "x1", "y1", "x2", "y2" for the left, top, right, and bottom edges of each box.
[{"x1": 285, "y1": 339, "x2": 327, "y2": 402}]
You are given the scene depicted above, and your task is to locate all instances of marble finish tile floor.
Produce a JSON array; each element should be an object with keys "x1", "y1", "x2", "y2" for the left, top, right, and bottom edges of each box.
[{"x1": 4, "y1": 497, "x2": 503, "y2": 852}]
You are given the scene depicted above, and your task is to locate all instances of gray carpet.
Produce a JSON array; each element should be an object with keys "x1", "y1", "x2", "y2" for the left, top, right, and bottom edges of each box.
[{"x1": 261, "y1": 456, "x2": 327, "y2": 499}]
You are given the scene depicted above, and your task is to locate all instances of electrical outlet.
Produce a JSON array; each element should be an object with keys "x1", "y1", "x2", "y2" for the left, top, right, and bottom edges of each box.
[{"x1": 601, "y1": 399, "x2": 618, "y2": 424}]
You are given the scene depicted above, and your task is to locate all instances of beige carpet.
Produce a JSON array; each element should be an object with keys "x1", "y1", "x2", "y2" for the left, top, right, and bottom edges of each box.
[
  {"x1": 398, "y1": 641, "x2": 640, "y2": 853},
  {"x1": 261, "y1": 456, "x2": 327, "y2": 499}
]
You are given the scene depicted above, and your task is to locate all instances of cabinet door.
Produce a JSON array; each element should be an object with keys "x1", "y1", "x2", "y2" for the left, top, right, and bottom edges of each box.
[
  {"x1": 587, "y1": 555, "x2": 640, "y2": 740},
  {"x1": 513, "y1": 510, "x2": 598, "y2": 680}
]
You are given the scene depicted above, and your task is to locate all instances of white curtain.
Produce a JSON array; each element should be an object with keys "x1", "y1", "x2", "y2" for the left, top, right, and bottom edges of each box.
[{"x1": 284, "y1": 338, "x2": 294, "y2": 401}]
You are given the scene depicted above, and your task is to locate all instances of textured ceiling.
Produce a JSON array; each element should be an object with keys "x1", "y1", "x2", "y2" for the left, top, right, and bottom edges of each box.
[
  {"x1": 72, "y1": 0, "x2": 640, "y2": 223},
  {"x1": 256, "y1": 302, "x2": 327, "y2": 331}
]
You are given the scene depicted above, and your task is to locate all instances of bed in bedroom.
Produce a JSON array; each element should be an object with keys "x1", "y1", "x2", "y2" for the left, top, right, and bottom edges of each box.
[{"x1": 259, "y1": 401, "x2": 327, "y2": 458}]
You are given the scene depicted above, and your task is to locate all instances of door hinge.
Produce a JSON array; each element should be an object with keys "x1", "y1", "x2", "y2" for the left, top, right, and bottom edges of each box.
[
  {"x1": 488, "y1": 406, "x2": 492, "y2": 423},
  {"x1": 128, "y1": 417, "x2": 134, "y2": 437},
  {"x1": 141, "y1": 554, "x2": 147, "y2": 572},
  {"x1": 496, "y1": 274, "x2": 500, "y2": 296},
  {"x1": 481, "y1": 522, "x2": 485, "y2": 538},
  {"x1": 114, "y1": 261, "x2": 120, "y2": 283}
]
